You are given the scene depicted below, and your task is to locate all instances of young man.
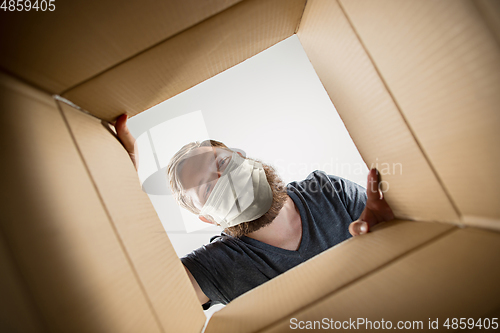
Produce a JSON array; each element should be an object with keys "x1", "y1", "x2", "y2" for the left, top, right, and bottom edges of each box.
[{"x1": 113, "y1": 114, "x2": 394, "y2": 309}]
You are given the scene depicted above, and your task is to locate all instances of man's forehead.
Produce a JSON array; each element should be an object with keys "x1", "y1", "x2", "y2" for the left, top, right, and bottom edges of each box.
[
  {"x1": 182, "y1": 146, "x2": 233, "y2": 161},
  {"x1": 177, "y1": 147, "x2": 221, "y2": 190},
  {"x1": 179, "y1": 147, "x2": 214, "y2": 171},
  {"x1": 184, "y1": 146, "x2": 215, "y2": 158}
]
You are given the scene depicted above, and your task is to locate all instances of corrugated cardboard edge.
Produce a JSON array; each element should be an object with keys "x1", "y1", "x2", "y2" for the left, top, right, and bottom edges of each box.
[
  {"x1": 294, "y1": 0, "x2": 309, "y2": 34},
  {"x1": 462, "y1": 215, "x2": 500, "y2": 232}
]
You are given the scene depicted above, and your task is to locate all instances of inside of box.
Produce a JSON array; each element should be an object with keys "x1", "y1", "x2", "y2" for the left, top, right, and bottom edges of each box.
[{"x1": 1, "y1": 0, "x2": 500, "y2": 332}]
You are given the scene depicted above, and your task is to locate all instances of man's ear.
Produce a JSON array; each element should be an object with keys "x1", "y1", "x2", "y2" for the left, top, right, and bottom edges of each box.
[{"x1": 199, "y1": 215, "x2": 212, "y2": 224}]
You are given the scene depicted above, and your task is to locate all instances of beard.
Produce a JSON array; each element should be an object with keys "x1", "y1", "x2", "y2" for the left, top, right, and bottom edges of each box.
[{"x1": 223, "y1": 159, "x2": 289, "y2": 238}]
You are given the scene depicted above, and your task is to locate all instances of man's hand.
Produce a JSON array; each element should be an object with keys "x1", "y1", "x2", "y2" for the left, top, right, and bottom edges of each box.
[
  {"x1": 349, "y1": 168, "x2": 394, "y2": 236},
  {"x1": 112, "y1": 114, "x2": 138, "y2": 170}
]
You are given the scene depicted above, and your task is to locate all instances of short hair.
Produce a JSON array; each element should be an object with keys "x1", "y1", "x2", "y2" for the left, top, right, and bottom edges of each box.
[{"x1": 166, "y1": 139, "x2": 231, "y2": 215}]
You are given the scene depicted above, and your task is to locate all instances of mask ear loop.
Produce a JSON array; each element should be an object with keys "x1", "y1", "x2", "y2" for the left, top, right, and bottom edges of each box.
[{"x1": 208, "y1": 214, "x2": 221, "y2": 227}]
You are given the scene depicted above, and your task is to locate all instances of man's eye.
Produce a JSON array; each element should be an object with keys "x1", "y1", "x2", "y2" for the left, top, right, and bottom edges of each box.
[
  {"x1": 219, "y1": 159, "x2": 226, "y2": 169},
  {"x1": 218, "y1": 157, "x2": 229, "y2": 171}
]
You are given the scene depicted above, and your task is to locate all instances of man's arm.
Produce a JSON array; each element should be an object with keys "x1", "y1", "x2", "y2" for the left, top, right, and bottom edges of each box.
[
  {"x1": 112, "y1": 114, "x2": 211, "y2": 305},
  {"x1": 184, "y1": 267, "x2": 210, "y2": 305},
  {"x1": 349, "y1": 169, "x2": 394, "y2": 236}
]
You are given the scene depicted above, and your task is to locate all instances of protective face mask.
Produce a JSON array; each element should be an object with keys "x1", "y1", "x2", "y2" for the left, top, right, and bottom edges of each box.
[{"x1": 199, "y1": 152, "x2": 273, "y2": 229}]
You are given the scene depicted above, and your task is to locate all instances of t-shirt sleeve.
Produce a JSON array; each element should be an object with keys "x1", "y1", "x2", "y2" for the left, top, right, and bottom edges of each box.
[
  {"x1": 327, "y1": 174, "x2": 367, "y2": 221},
  {"x1": 181, "y1": 235, "x2": 249, "y2": 308},
  {"x1": 181, "y1": 241, "x2": 228, "y2": 308}
]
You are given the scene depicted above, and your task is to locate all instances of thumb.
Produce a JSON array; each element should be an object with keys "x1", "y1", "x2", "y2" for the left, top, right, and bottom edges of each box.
[
  {"x1": 349, "y1": 220, "x2": 369, "y2": 236},
  {"x1": 367, "y1": 168, "x2": 383, "y2": 201}
]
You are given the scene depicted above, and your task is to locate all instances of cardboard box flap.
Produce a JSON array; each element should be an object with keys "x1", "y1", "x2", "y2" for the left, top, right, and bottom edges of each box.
[
  {"x1": 0, "y1": 0, "x2": 243, "y2": 94},
  {"x1": 296, "y1": 0, "x2": 460, "y2": 224},
  {"x1": 62, "y1": 0, "x2": 307, "y2": 121},
  {"x1": 260, "y1": 227, "x2": 500, "y2": 332},
  {"x1": 0, "y1": 72, "x2": 163, "y2": 332},
  {"x1": 340, "y1": 0, "x2": 500, "y2": 226},
  {"x1": 59, "y1": 101, "x2": 206, "y2": 333},
  {"x1": 205, "y1": 220, "x2": 455, "y2": 333}
]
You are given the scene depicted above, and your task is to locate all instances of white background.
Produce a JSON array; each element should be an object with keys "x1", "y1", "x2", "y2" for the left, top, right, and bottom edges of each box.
[{"x1": 127, "y1": 33, "x2": 367, "y2": 276}]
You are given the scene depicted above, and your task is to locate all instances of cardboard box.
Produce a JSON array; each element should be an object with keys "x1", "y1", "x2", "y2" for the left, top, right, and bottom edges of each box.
[{"x1": 1, "y1": 0, "x2": 499, "y2": 332}]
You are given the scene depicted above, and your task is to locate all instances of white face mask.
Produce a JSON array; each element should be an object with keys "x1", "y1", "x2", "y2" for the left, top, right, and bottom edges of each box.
[{"x1": 199, "y1": 152, "x2": 273, "y2": 229}]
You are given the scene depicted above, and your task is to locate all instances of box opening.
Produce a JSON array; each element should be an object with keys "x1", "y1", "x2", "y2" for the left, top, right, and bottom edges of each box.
[{"x1": 127, "y1": 35, "x2": 368, "y2": 262}]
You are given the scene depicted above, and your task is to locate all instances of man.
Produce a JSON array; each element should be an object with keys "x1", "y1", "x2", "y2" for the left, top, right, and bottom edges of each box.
[{"x1": 113, "y1": 114, "x2": 394, "y2": 309}]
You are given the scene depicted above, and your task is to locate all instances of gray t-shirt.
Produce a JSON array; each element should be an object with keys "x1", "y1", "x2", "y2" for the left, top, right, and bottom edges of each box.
[{"x1": 181, "y1": 171, "x2": 367, "y2": 308}]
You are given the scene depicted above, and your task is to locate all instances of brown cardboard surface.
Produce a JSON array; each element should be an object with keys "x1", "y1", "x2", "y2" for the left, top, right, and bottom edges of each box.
[
  {"x1": 0, "y1": 231, "x2": 44, "y2": 332},
  {"x1": 1, "y1": 2, "x2": 498, "y2": 332},
  {"x1": 59, "y1": 102, "x2": 206, "y2": 333},
  {"x1": 260, "y1": 227, "x2": 500, "y2": 333},
  {"x1": 205, "y1": 220, "x2": 455, "y2": 333},
  {"x1": 0, "y1": 72, "x2": 162, "y2": 332},
  {"x1": 62, "y1": 0, "x2": 307, "y2": 121},
  {"x1": 0, "y1": 0, "x2": 242, "y2": 94},
  {"x1": 340, "y1": 0, "x2": 500, "y2": 222},
  {"x1": 473, "y1": 0, "x2": 500, "y2": 45},
  {"x1": 296, "y1": 0, "x2": 459, "y2": 223}
]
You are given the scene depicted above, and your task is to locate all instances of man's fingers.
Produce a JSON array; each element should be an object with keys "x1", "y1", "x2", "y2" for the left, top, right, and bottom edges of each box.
[
  {"x1": 115, "y1": 114, "x2": 128, "y2": 134},
  {"x1": 349, "y1": 220, "x2": 368, "y2": 236},
  {"x1": 109, "y1": 114, "x2": 139, "y2": 171},
  {"x1": 114, "y1": 114, "x2": 136, "y2": 154},
  {"x1": 351, "y1": 168, "x2": 395, "y2": 236},
  {"x1": 367, "y1": 168, "x2": 382, "y2": 201}
]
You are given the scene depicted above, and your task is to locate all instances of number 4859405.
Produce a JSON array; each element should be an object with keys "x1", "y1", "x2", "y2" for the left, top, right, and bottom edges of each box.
[
  {"x1": 1, "y1": 0, "x2": 56, "y2": 11},
  {"x1": 443, "y1": 318, "x2": 498, "y2": 330}
]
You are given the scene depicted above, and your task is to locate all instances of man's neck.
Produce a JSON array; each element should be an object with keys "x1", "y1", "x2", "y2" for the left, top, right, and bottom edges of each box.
[{"x1": 245, "y1": 195, "x2": 302, "y2": 251}]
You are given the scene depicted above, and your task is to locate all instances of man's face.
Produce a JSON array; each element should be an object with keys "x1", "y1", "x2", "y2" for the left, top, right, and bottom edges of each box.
[{"x1": 177, "y1": 146, "x2": 234, "y2": 214}]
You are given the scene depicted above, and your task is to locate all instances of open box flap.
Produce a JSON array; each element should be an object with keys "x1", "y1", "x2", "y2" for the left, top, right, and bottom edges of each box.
[
  {"x1": 205, "y1": 220, "x2": 456, "y2": 333},
  {"x1": 256, "y1": 227, "x2": 500, "y2": 332},
  {"x1": 297, "y1": 0, "x2": 460, "y2": 224},
  {"x1": 340, "y1": 0, "x2": 500, "y2": 225},
  {"x1": 0, "y1": 0, "x2": 243, "y2": 94},
  {"x1": 0, "y1": 72, "x2": 167, "y2": 332},
  {"x1": 61, "y1": 0, "x2": 307, "y2": 121},
  {"x1": 297, "y1": 0, "x2": 500, "y2": 230},
  {"x1": 59, "y1": 101, "x2": 207, "y2": 333}
]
